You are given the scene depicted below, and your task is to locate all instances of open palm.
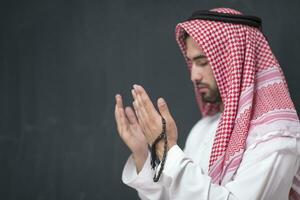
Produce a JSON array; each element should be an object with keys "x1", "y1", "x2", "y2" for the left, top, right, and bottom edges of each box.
[{"x1": 115, "y1": 94, "x2": 148, "y2": 157}]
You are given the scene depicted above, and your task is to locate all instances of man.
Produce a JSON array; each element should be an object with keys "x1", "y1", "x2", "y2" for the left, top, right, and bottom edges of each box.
[{"x1": 115, "y1": 8, "x2": 300, "y2": 199}]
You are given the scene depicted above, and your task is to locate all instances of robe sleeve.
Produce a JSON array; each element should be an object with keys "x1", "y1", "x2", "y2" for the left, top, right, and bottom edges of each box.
[
  {"x1": 122, "y1": 151, "x2": 168, "y2": 200},
  {"x1": 160, "y1": 136, "x2": 300, "y2": 200}
]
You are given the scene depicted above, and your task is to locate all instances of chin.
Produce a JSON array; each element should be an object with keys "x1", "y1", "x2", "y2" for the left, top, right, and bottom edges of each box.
[
  {"x1": 202, "y1": 90, "x2": 221, "y2": 104},
  {"x1": 202, "y1": 96, "x2": 213, "y2": 103},
  {"x1": 203, "y1": 95, "x2": 219, "y2": 104}
]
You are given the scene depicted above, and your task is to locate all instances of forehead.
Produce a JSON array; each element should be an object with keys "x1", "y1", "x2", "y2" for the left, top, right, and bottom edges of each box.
[{"x1": 185, "y1": 37, "x2": 205, "y2": 58}]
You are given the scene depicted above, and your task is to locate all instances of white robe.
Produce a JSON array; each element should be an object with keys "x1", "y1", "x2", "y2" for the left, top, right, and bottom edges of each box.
[{"x1": 122, "y1": 113, "x2": 300, "y2": 200}]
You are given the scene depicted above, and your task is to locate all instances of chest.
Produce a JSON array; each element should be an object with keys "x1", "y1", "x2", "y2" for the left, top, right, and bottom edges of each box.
[{"x1": 184, "y1": 117, "x2": 219, "y2": 173}]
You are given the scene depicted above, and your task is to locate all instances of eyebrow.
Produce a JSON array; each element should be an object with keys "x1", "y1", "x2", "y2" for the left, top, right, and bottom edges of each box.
[{"x1": 187, "y1": 54, "x2": 207, "y2": 61}]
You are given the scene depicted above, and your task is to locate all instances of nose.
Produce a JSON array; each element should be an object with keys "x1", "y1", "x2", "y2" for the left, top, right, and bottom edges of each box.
[{"x1": 190, "y1": 66, "x2": 203, "y2": 83}]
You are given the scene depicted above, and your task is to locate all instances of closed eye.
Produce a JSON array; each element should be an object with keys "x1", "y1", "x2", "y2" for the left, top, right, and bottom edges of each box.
[{"x1": 196, "y1": 59, "x2": 208, "y2": 67}]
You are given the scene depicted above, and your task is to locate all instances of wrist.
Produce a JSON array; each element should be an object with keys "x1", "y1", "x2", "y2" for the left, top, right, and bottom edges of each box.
[
  {"x1": 156, "y1": 140, "x2": 176, "y2": 161},
  {"x1": 132, "y1": 150, "x2": 148, "y2": 173},
  {"x1": 132, "y1": 149, "x2": 147, "y2": 159}
]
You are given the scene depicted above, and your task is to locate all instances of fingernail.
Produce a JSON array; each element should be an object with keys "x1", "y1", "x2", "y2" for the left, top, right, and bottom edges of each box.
[{"x1": 158, "y1": 98, "x2": 165, "y2": 105}]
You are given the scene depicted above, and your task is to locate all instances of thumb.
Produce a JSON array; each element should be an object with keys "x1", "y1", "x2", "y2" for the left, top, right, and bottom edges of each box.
[{"x1": 157, "y1": 98, "x2": 172, "y2": 119}]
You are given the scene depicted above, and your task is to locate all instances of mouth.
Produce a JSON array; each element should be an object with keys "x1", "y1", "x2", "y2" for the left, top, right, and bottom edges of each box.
[
  {"x1": 198, "y1": 88, "x2": 209, "y2": 95},
  {"x1": 195, "y1": 83, "x2": 209, "y2": 93}
]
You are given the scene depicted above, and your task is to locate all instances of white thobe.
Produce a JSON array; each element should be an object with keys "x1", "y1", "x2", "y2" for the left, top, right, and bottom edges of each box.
[{"x1": 122, "y1": 113, "x2": 300, "y2": 200}]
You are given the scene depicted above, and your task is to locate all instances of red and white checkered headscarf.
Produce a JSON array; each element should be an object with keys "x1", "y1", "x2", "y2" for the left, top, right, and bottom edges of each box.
[{"x1": 176, "y1": 7, "x2": 300, "y2": 196}]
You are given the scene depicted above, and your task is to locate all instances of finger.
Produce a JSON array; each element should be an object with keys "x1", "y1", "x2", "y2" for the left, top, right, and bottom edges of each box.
[
  {"x1": 131, "y1": 89, "x2": 146, "y2": 115},
  {"x1": 133, "y1": 84, "x2": 156, "y2": 113},
  {"x1": 133, "y1": 84, "x2": 151, "y2": 103},
  {"x1": 114, "y1": 104, "x2": 120, "y2": 126},
  {"x1": 114, "y1": 95, "x2": 122, "y2": 128},
  {"x1": 133, "y1": 100, "x2": 149, "y2": 127},
  {"x1": 115, "y1": 94, "x2": 129, "y2": 134},
  {"x1": 157, "y1": 97, "x2": 172, "y2": 119},
  {"x1": 131, "y1": 89, "x2": 137, "y2": 101},
  {"x1": 115, "y1": 94, "x2": 124, "y2": 108},
  {"x1": 125, "y1": 106, "x2": 138, "y2": 124},
  {"x1": 133, "y1": 86, "x2": 162, "y2": 143},
  {"x1": 132, "y1": 88, "x2": 149, "y2": 120},
  {"x1": 134, "y1": 85, "x2": 162, "y2": 133},
  {"x1": 132, "y1": 101, "x2": 140, "y2": 121},
  {"x1": 131, "y1": 88, "x2": 146, "y2": 118},
  {"x1": 132, "y1": 87, "x2": 145, "y2": 111},
  {"x1": 115, "y1": 105, "x2": 123, "y2": 134}
]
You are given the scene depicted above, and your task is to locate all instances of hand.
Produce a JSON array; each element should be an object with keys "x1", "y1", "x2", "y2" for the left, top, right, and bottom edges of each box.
[
  {"x1": 131, "y1": 84, "x2": 178, "y2": 160},
  {"x1": 114, "y1": 94, "x2": 148, "y2": 173}
]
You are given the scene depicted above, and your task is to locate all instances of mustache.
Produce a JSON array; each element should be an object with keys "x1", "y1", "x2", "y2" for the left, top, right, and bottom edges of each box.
[{"x1": 194, "y1": 81, "x2": 209, "y2": 88}]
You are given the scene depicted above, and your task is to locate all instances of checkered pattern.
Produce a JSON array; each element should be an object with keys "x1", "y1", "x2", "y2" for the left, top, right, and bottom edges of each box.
[{"x1": 175, "y1": 7, "x2": 299, "y2": 187}]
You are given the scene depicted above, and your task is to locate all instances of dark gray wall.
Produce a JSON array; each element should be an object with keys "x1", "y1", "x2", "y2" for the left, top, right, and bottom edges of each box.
[{"x1": 1, "y1": 0, "x2": 300, "y2": 199}]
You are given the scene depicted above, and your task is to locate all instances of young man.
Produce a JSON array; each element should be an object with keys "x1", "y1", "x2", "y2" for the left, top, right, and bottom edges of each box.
[{"x1": 115, "y1": 8, "x2": 300, "y2": 199}]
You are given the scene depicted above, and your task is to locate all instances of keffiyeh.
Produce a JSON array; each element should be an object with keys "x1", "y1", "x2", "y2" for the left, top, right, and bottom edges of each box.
[{"x1": 175, "y1": 7, "x2": 300, "y2": 198}]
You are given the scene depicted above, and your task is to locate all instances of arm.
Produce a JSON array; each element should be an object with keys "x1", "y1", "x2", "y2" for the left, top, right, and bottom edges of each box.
[
  {"x1": 122, "y1": 131, "x2": 299, "y2": 200},
  {"x1": 122, "y1": 152, "x2": 168, "y2": 200},
  {"x1": 160, "y1": 137, "x2": 299, "y2": 200},
  {"x1": 130, "y1": 85, "x2": 300, "y2": 200},
  {"x1": 115, "y1": 94, "x2": 167, "y2": 199}
]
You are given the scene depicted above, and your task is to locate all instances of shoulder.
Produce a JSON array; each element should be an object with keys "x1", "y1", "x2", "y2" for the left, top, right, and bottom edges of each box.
[{"x1": 246, "y1": 120, "x2": 300, "y2": 155}]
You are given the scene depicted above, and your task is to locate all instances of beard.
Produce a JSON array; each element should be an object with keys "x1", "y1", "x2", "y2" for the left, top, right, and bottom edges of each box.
[
  {"x1": 196, "y1": 82, "x2": 221, "y2": 104},
  {"x1": 201, "y1": 87, "x2": 221, "y2": 103}
]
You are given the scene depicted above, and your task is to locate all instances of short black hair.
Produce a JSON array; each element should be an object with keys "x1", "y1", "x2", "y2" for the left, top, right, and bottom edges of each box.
[{"x1": 182, "y1": 31, "x2": 190, "y2": 41}]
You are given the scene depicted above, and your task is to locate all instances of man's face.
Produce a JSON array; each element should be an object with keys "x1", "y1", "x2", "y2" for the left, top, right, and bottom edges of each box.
[{"x1": 186, "y1": 36, "x2": 221, "y2": 103}]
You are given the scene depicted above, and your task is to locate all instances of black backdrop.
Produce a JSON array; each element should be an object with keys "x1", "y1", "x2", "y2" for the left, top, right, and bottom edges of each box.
[{"x1": 1, "y1": 0, "x2": 300, "y2": 199}]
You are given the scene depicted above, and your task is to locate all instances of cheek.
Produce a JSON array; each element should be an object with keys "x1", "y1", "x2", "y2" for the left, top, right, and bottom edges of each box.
[
  {"x1": 205, "y1": 71, "x2": 214, "y2": 83},
  {"x1": 207, "y1": 68, "x2": 214, "y2": 78},
  {"x1": 208, "y1": 77, "x2": 218, "y2": 92},
  {"x1": 212, "y1": 81, "x2": 218, "y2": 91},
  {"x1": 191, "y1": 68, "x2": 201, "y2": 78},
  {"x1": 212, "y1": 81, "x2": 220, "y2": 95}
]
